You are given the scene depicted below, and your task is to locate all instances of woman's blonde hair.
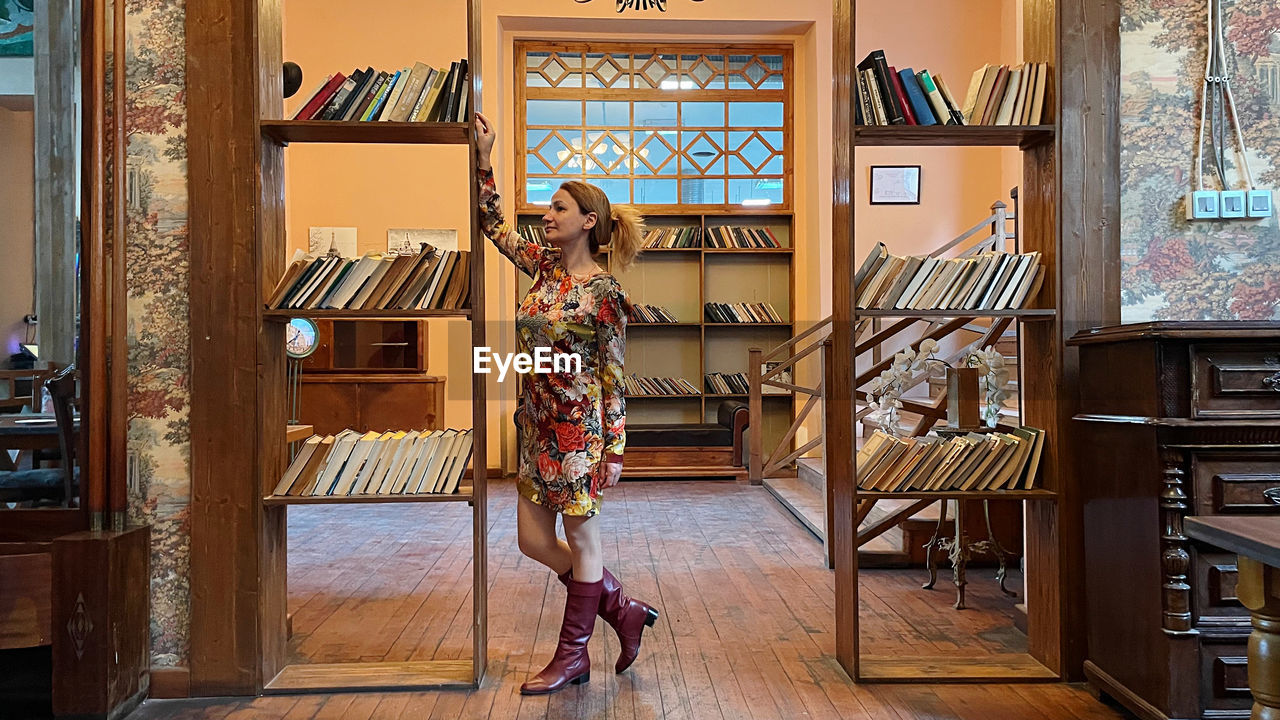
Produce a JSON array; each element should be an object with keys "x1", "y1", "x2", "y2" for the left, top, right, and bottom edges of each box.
[{"x1": 558, "y1": 181, "x2": 644, "y2": 270}]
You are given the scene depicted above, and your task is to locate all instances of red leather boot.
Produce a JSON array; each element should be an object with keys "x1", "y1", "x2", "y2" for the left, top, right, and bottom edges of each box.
[
  {"x1": 521, "y1": 578, "x2": 603, "y2": 695},
  {"x1": 558, "y1": 567, "x2": 659, "y2": 673}
]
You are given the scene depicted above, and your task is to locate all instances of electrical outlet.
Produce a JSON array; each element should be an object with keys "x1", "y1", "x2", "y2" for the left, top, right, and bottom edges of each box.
[
  {"x1": 1186, "y1": 191, "x2": 1220, "y2": 220},
  {"x1": 1248, "y1": 189, "x2": 1273, "y2": 218},
  {"x1": 1220, "y1": 190, "x2": 1247, "y2": 218}
]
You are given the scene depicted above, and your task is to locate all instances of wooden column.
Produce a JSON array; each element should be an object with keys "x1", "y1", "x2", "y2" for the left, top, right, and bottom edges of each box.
[
  {"x1": 187, "y1": 0, "x2": 282, "y2": 695},
  {"x1": 1238, "y1": 556, "x2": 1280, "y2": 720},
  {"x1": 1021, "y1": 0, "x2": 1121, "y2": 679},
  {"x1": 829, "y1": 0, "x2": 858, "y2": 679},
  {"x1": 32, "y1": 0, "x2": 78, "y2": 368}
]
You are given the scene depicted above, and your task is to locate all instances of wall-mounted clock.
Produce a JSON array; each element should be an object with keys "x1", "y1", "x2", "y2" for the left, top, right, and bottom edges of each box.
[{"x1": 286, "y1": 317, "x2": 319, "y2": 359}]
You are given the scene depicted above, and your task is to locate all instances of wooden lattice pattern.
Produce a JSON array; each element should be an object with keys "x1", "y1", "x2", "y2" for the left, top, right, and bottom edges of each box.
[{"x1": 517, "y1": 43, "x2": 792, "y2": 211}]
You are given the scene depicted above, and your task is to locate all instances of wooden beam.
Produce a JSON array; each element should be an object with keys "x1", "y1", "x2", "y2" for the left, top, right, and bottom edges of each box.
[
  {"x1": 32, "y1": 0, "x2": 77, "y2": 369},
  {"x1": 829, "y1": 0, "x2": 858, "y2": 681},
  {"x1": 187, "y1": 0, "x2": 272, "y2": 695}
]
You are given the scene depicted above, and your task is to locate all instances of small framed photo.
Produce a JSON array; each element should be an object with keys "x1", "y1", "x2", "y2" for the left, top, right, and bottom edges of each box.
[{"x1": 869, "y1": 165, "x2": 921, "y2": 205}]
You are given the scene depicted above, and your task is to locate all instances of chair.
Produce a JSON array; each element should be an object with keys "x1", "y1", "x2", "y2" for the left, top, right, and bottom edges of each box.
[
  {"x1": 0, "y1": 364, "x2": 62, "y2": 413},
  {"x1": 0, "y1": 365, "x2": 78, "y2": 507}
]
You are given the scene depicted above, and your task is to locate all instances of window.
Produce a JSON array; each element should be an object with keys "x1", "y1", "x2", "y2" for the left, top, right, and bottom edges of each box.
[{"x1": 517, "y1": 43, "x2": 792, "y2": 210}]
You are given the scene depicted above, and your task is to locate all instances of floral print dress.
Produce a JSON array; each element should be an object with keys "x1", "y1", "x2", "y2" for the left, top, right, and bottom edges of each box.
[{"x1": 478, "y1": 169, "x2": 628, "y2": 517}]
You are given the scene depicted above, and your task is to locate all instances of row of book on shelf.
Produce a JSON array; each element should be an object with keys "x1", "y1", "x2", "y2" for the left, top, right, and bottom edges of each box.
[
  {"x1": 854, "y1": 49, "x2": 1048, "y2": 127},
  {"x1": 291, "y1": 59, "x2": 470, "y2": 124},
  {"x1": 268, "y1": 246, "x2": 471, "y2": 312},
  {"x1": 854, "y1": 243, "x2": 1043, "y2": 311},
  {"x1": 518, "y1": 225, "x2": 783, "y2": 250},
  {"x1": 705, "y1": 372, "x2": 750, "y2": 395},
  {"x1": 705, "y1": 302, "x2": 784, "y2": 323},
  {"x1": 702, "y1": 226, "x2": 782, "y2": 249},
  {"x1": 623, "y1": 375, "x2": 701, "y2": 396},
  {"x1": 273, "y1": 428, "x2": 474, "y2": 498},
  {"x1": 857, "y1": 427, "x2": 1044, "y2": 493},
  {"x1": 631, "y1": 304, "x2": 680, "y2": 323}
]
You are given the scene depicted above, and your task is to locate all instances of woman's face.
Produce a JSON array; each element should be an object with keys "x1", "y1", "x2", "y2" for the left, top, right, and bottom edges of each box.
[{"x1": 542, "y1": 189, "x2": 596, "y2": 248}]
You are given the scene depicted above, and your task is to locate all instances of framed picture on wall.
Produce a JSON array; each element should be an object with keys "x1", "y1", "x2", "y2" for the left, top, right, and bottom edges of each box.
[{"x1": 869, "y1": 165, "x2": 921, "y2": 205}]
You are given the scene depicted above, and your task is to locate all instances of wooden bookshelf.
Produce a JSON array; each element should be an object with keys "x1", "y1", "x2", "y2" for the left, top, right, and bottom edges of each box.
[
  {"x1": 515, "y1": 212, "x2": 798, "y2": 455},
  {"x1": 854, "y1": 308, "x2": 1055, "y2": 319},
  {"x1": 260, "y1": 120, "x2": 470, "y2": 146},
  {"x1": 262, "y1": 489, "x2": 474, "y2": 506},
  {"x1": 855, "y1": 489, "x2": 1056, "y2": 501},
  {"x1": 240, "y1": 0, "x2": 488, "y2": 695},
  {"x1": 827, "y1": 0, "x2": 1111, "y2": 687},
  {"x1": 263, "y1": 309, "x2": 471, "y2": 321},
  {"x1": 853, "y1": 124, "x2": 1055, "y2": 149}
]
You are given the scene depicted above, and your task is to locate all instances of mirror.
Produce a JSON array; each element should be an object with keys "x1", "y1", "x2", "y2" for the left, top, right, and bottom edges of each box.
[{"x1": 0, "y1": 0, "x2": 84, "y2": 510}]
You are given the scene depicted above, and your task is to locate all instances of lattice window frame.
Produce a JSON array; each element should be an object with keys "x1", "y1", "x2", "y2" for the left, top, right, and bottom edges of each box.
[{"x1": 516, "y1": 42, "x2": 793, "y2": 214}]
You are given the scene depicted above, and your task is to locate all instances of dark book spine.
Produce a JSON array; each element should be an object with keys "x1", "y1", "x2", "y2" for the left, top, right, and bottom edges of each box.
[{"x1": 859, "y1": 51, "x2": 904, "y2": 125}]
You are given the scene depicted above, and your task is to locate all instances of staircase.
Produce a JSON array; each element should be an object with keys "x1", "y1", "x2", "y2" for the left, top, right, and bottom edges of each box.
[{"x1": 765, "y1": 457, "x2": 932, "y2": 566}]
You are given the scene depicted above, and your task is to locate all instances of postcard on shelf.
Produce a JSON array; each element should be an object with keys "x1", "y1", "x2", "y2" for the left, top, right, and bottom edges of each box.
[
  {"x1": 309, "y1": 226, "x2": 357, "y2": 256},
  {"x1": 388, "y1": 228, "x2": 458, "y2": 253}
]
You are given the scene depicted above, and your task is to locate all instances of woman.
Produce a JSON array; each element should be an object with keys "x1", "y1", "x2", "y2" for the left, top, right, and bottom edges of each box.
[{"x1": 474, "y1": 113, "x2": 659, "y2": 695}]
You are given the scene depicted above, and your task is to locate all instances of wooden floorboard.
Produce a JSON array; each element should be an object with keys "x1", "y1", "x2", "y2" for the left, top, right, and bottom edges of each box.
[{"x1": 126, "y1": 480, "x2": 1124, "y2": 720}]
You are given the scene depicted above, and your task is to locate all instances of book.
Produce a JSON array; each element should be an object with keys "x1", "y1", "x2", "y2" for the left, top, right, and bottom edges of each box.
[
  {"x1": 887, "y1": 66, "x2": 917, "y2": 125},
  {"x1": 292, "y1": 74, "x2": 339, "y2": 121},
  {"x1": 916, "y1": 70, "x2": 956, "y2": 126},
  {"x1": 857, "y1": 50, "x2": 905, "y2": 125},
  {"x1": 932, "y1": 74, "x2": 966, "y2": 125},
  {"x1": 378, "y1": 67, "x2": 413, "y2": 122},
  {"x1": 897, "y1": 68, "x2": 937, "y2": 126}
]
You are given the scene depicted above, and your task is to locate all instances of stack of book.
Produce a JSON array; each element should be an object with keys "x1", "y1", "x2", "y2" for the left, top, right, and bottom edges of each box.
[
  {"x1": 517, "y1": 226, "x2": 547, "y2": 245},
  {"x1": 631, "y1": 304, "x2": 680, "y2": 323},
  {"x1": 960, "y1": 63, "x2": 1049, "y2": 126},
  {"x1": 643, "y1": 227, "x2": 702, "y2": 249},
  {"x1": 854, "y1": 50, "x2": 966, "y2": 126},
  {"x1": 623, "y1": 375, "x2": 700, "y2": 396},
  {"x1": 704, "y1": 302, "x2": 784, "y2": 323},
  {"x1": 703, "y1": 226, "x2": 781, "y2": 249},
  {"x1": 267, "y1": 246, "x2": 470, "y2": 312},
  {"x1": 853, "y1": 51, "x2": 1049, "y2": 127},
  {"x1": 853, "y1": 243, "x2": 1044, "y2": 312},
  {"x1": 290, "y1": 59, "x2": 470, "y2": 123},
  {"x1": 705, "y1": 372, "x2": 750, "y2": 395},
  {"x1": 857, "y1": 427, "x2": 1045, "y2": 492},
  {"x1": 272, "y1": 428, "x2": 474, "y2": 497}
]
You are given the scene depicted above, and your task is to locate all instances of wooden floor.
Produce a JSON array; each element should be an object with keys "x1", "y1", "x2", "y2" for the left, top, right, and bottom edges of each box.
[{"x1": 128, "y1": 480, "x2": 1129, "y2": 720}]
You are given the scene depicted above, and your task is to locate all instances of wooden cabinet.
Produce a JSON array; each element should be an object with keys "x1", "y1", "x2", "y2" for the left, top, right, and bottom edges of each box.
[
  {"x1": 300, "y1": 375, "x2": 445, "y2": 436},
  {"x1": 1070, "y1": 321, "x2": 1280, "y2": 720},
  {"x1": 298, "y1": 320, "x2": 443, "y2": 435}
]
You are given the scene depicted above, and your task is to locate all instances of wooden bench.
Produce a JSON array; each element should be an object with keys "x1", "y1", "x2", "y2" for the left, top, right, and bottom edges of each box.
[{"x1": 622, "y1": 401, "x2": 749, "y2": 480}]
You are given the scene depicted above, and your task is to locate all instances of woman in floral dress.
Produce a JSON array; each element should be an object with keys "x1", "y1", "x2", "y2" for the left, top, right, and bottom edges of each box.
[{"x1": 475, "y1": 113, "x2": 659, "y2": 695}]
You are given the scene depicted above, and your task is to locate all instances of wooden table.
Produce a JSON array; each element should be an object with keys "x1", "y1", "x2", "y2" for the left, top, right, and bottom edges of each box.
[
  {"x1": 1186, "y1": 516, "x2": 1280, "y2": 720},
  {"x1": 0, "y1": 415, "x2": 73, "y2": 451}
]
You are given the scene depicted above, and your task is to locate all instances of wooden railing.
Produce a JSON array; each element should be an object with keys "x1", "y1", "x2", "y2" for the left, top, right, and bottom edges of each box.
[
  {"x1": 748, "y1": 317, "x2": 832, "y2": 484},
  {"x1": 747, "y1": 194, "x2": 1022, "y2": 552}
]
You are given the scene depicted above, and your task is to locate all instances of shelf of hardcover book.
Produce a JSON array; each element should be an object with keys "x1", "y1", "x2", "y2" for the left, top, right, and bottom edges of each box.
[
  {"x1": 854, "y1": 308, "x2": 1054, "y2": 319},
  {"x1": 261, "y1": 120, "x2": 471, "y2": 146},
  {"x1": 268, "y1": 428, "x2": 477, "y2": 503},
  {"x1": 853, "y1": 125, "x2": 1054, "y2": 149},
  {"x1": 264, "y1": 245, "x2": 473, "y2": 317},
  {"x1": 852, "y1": 242, "x2": 1048, "y2": 315}
]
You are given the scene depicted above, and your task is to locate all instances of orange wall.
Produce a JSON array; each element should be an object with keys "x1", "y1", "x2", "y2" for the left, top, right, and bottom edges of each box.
[
  {"x1": 283, "y1": 0, "x2": 1024, "y2": 469},
  {"x1": 0, "y1": 103, "x2": 35, "y2": 359}
]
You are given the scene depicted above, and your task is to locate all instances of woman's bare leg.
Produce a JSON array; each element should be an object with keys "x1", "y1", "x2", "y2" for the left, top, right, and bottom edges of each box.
[
  {"x1": 561, "y1": 513, "x2": 603, "y2": 583},
  {"x1": 517, "y1": 494, "x2": 573, "y2": 575}
]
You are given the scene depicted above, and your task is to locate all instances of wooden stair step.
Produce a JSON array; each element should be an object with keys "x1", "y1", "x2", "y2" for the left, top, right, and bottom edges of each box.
[
  {"x1": 796, "y1": 456, "x2": 824, "y2": 493},
  {"x1": 763, "y1": 476, "x2": 909, "y2": 566}
]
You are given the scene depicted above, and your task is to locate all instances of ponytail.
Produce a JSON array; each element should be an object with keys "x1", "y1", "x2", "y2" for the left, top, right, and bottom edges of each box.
[
  {"x1": 557, "y1": 180, "x2": 646, "y2": 270},
  {"x1": 607, "y1": 203, "x2": 644, "y2": 270}
]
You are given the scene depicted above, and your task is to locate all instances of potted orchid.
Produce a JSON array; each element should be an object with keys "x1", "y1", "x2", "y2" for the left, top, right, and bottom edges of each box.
[{"x1": 916, "y1": 338, "x2": 1012, "y2": 428}]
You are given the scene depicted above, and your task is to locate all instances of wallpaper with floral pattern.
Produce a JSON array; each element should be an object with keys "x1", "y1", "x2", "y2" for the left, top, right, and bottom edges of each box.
[
  {"x1": 122, "y1": 0, "x2": 190, "y2": 667},
  {"x1": 1121, "y1": 0, "x2": 1280, "y2": 321}
]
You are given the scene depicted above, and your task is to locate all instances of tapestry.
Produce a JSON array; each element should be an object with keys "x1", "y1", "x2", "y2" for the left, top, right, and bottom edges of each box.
[
  {"x1": 122, "y1": 0, "x2": 191, "y2": 667},
  {"x1": 1121, "y1": 0, "x2": 1280, "y2": 321}
]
